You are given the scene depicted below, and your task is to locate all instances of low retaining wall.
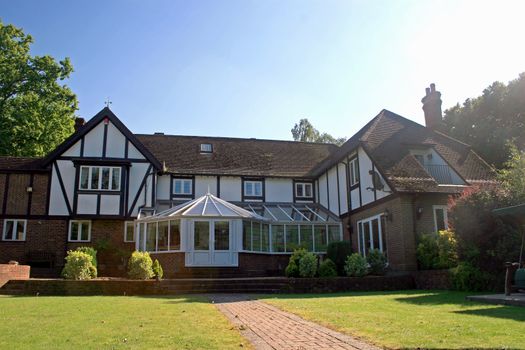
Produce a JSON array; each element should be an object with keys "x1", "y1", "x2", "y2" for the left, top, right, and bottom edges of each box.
[
  {"x1": 0, "y1": 263, "x2": 30, "y2": 287},
  {"x1": 412, "y1": 269, "x2": 452, "y2": 290},
  {"x1": 1, "y1": 275, "x2": 415, "y2": 296}
]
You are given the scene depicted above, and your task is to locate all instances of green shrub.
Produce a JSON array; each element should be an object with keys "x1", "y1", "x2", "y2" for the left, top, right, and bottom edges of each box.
[
  {"x1": 451, "y1": 262, "x2": 491, "y2": 291},
  {"x1": 76, "y1": 246, "x2": 97, "y2": 268},
  {"x1": 299, "y1": 252, "x2": 318, "y2": 277},
  {"x1": 327, "y1": 241, "x2": 352, "y2": 275},
  {"x1": 344, "y1": 253, "x2": 368, "y2": 277},
  {"x1": 367, "y1": 249, "x2": 387, "y2": 275},
  {"x1": 417, "y1": 230, "x2": 458, "y2": 270},
  {"x1": 318, "y1": 258, "x2": 338, "y2": 278},
  {"x1": 61, "y1": 250, "x2": 96, "y2": 280},
  {"x1": 152, "y1": 259, "x2": 164, "y2": 280},
  {"x1": 285, "y1": 249, "x2": 307, "y2": 277},
  {"x1": 127, "y1": 251, "x2": 154, "y2": 280}
]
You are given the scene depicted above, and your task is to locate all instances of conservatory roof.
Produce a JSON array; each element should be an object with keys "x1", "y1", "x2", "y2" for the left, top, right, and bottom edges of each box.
[
  {"x1": 239, "y1": 203, "x2": 341, "y2": 223},
  {"x1": 137, "y1": 193, "x2": 268, "y2": 222}
]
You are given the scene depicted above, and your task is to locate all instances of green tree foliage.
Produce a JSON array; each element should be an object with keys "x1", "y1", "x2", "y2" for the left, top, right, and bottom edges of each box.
[
  {"x1": 152, "y1": 259, "x2": 163, "y2": 280},
  {"x1": 61, "y1": 250, "x2": 97, "y2": 280},
  {"x1": 318, "y1": 258, "x2": 338, "y2": 277},
  {"x1": 344, "y1": 253, "x2": 368, "y2": 277},
  {"x1": 326, "y1": 241, "x2": 352, "y2": 275},
  {"x1": 439, "y1": 73, "x2": 525, "y2": 168},
  {"x1": 416, "y1": 230, "x2": 458, "y2": 270},
  {"x1": 0, "y1": 20, "x2": 77, "y2": 157},
  {"x1": 291, "y1": 118, "x2": 346, "y2": 146},
  {"x1": 366, "y1": 249, "x2": 387, "y2": 275},
  {"x1": 498, "y1": 145, "x2": 525, "y2": 203},
  {"x1": 127, "y1": 251, "x2": 154, "y2": 280}
]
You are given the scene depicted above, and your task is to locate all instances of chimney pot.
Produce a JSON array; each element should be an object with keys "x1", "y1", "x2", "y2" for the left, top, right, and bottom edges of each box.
[
  {"x1": 74, "y1": 117, "x2": 85, "y2": 132},
  {"x1": 430, "y1": 83, "x2": 436, "y2": 92},
  {"x1": 425, "y1": 87, "x2": 431, "y2": 96}
]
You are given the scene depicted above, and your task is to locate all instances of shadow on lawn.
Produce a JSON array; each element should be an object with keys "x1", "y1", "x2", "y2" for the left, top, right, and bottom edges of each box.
[
  {"x1": 393, "y1": 291, "x2": 475, "y2": 306},
  {"x1": 453, "y1": 306, "x2": 525, "y2": 322}
]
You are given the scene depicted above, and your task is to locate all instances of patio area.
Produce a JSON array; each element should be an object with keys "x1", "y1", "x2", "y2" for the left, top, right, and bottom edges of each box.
[{"x1": 466, "y1": 293, "x2": 525, "y2": 307}]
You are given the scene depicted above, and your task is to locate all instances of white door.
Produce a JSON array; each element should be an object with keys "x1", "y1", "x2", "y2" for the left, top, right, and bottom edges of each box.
[{"x1": 185, "y1": 220, "x2": 238, "y2": 267}]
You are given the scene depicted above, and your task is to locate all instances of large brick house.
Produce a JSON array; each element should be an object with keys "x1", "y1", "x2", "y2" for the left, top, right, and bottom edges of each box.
[{"x1": 0, "y1": 85, "x2": 495, "y2": 277}]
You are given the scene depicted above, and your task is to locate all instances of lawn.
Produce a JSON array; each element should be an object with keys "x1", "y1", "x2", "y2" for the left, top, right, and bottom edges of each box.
[
  {"x1": 263, "y1": 290, "x2": 525, "y2": 349},
  {"x1": 0, "y1": 295, "x2": 250, "y2": 350}
]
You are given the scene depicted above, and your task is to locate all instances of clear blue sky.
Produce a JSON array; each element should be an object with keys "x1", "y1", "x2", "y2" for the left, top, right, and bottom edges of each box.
[{"x1": 3, "y1": 0, "x2": 525, "y2": 140}]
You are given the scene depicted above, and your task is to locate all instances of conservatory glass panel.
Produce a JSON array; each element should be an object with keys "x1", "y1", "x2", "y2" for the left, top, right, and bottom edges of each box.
[
  {"x1": 214, "y1": 221, "x2": 229, "y2": 251},
  {"x1": 272, "y1": 225, "x2": 285, "y2": 252},
  {"x1": 328, "y1": 225, "x2": 341, "y2": 243},
  {"x1": 194, "y1": 221, "x2": 210, "y2": 250},
  {"x1": 242, "y1": 220, "x2": 251, "y2": 251},
  {"x1": 169, "y1": 220, "x2": 181, "y2": 250},
  {"x1": 300, "y1": 225, "x2": 314, "y2": 251},
  {"x1": 371, "y1": 218, "x2": 380, "y2": 250},
  {"x1": 252, "y1": 222, "x2": 261, "y2": 252},
  {"x1": 285, "y1": 225, "x2": 299, "y2": 252},
  {"x1": 314, "y1": 225, "x2": 328, "y2": 252},
  {"x1": 146, "y1": 223, "x2": 156, "y2": 251},
  {"x1": 261, "y1": 224, "x2": 270, "y2": 252},
  {"x1": 157, "y1": 221, "x2": 169, "y2": 251}
]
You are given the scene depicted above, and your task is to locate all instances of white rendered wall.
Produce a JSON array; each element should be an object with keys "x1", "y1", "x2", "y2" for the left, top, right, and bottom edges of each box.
[
  {"x1": 265, "y1": 178, "x2": 293, "y2": 202},
  {"x1": 220, "y1": 177, "x2": 241, "y2": 202}
]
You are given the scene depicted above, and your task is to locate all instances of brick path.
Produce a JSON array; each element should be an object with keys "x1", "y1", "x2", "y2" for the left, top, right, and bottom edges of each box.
[{"x1": 211, "y1": 295, "x2": 380, "y2": 350}]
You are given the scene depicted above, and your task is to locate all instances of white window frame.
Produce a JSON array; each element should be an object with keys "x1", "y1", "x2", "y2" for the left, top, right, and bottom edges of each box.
[
  {"x1": 357, "y1": 214, "x2": 386, "y2": 257},
  {"x1": 68, "y1": 220, "x2": 92, "y2": 242},
  {"x1": 79, "y1": 166, "x2": 121, "y2": 191},
  {"x1": 295, "y1": 182, "x2": 313, "y2": 199},
  {"x1": 200, "y1": 143, "x2": 213, "y2": 153},
  {"x1": 349, "y1": 158, "x2": 359, "y2": 186},
  {"x1": 173, "y1": 178, "x2": 193, "y2": 195},
  {"x1": 244, "y1": 180, "x2": 263, "y2": 197},
  {"x1": 124, "y1": 221, "x2": 135, "y2": 242},
  {"x1": 2, "y1": 219, "x2": 27, "y2": 241},
  {"x1": 433, "y1": 205, "x2": 449, "y2": 233}
]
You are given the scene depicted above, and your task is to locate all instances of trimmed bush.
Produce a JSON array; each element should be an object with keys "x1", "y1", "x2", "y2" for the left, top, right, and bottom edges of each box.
[
  {"x1": 451, "y1": 262, "x2": 490, "y2": 291},
  {"x1": 76, "y1": 246, "x2": 97, "y2": 268},
  {"x1": 327, "y1": 241, "x2": 352, "y2": 275},
  {"x1": 299, "y1": 252, "x2": 318, "y2": 277},
  {"x1": 318, "y1": 258, "x2": 338, "y2": 278},
  {"x1": 127, "y1": 251, "x2": 154, "y2": 280},
  {"x1": 367, "y1": 249, "x2": 387, "y2": 275},
  {"x1": 285, "y1": 249, "x2": 308, "y2": 277},
  {"x1": 152, "y1": 259, "x2": 164, "y2": 280},
  {"x1": 62, "y1": 250, "x2": 96, "y2": 280},
  {"x1": 344, "y1": 253, "x2": 368, "y2": 277},
  {"x1": 416, "y1": 230, "x2": 458, "y2": 270}
]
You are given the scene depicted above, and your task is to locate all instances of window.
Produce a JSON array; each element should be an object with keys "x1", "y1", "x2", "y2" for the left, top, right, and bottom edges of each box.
[
  {"x1": 124, "y1": 221, "x2": 135, "y2": 242},
  {"x1": 2, "y1": 219, "x2": 26, "y2": 241},
  {"x1": 194, "y1": 221, "x2": 210, "y2": 250},
  {"x1": 349, "y1": 158, "x2": 360, "y2": 186},
  {"x1": 214, "y1": 221, "x2": 230, "y2": 251},
  {"x1": 173, "y1": 178, "x2": 193, "y2": 196},
  {"x1": 295, "y1": 182, "x2": 313, "y2": 199},
  {"x1": 244, "y1": 180, "x2": 263, "y2": 197},
  {"x1": 357, "y1": 214, "x2": 387, "y2": 257},
  {"x1": 79, "y1": 166, "x2": 121, "y2": 191},
  {"x1": 200, "y1": 143, "x2": 213, "y2": 153},
  {"x1": 136, "y1": 220, "x2": 181, "y2": 252},
  {"x1": 433, "y1": 205, "x2": 449, "y2": 233},
  {"x1": 68, "y1": 220, "x2": 91, "y2": 242}
]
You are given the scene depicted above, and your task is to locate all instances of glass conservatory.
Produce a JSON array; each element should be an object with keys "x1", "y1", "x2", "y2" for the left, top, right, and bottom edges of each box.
[{"x1": 135, "y1": 193, "x2": 342, "y2": 267}]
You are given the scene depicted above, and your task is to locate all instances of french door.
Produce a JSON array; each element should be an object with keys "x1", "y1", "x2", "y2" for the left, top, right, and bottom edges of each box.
[{"x1": 186, "y1": 220, "x2": 238, "y2": 267}]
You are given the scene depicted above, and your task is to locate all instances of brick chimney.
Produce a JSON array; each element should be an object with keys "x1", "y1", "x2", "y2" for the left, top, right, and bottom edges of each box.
[
  {"x1": 74, "y1": 117, "x2": 85, "y2": 131},
  {"x1": 421, "y1": 83, "x2": 442, "y2": 129}
]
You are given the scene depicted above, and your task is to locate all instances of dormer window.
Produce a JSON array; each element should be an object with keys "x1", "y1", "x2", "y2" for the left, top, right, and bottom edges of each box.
[{"x1": 200, "y1": 143, "x2": 213, "y2": 153}]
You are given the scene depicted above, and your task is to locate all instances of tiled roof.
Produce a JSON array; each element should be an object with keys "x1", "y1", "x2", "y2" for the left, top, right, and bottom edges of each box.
[
  {"x1": 312, "y1": 109, "x2": 497, "y2": 192},
  {"x1": 136, "y1": 134, "x2": 338, "y2": 178},
  {"x1": 0, "y1": 157, "x2": 44, "y2": 171}
]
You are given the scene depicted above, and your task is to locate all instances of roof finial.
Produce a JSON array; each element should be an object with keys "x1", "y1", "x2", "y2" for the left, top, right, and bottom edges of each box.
[{"x1": 104, "y1": 97, "x2": 112, "y2": 108}]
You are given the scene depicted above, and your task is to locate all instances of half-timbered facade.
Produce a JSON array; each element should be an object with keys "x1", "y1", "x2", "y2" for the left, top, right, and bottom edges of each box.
[{"x1": 0, "y1": 85, "x2": 496, "y2": 277}]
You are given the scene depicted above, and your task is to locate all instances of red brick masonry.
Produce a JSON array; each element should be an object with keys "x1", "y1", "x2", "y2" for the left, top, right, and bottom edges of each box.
[{"x1": 0, "y1": 264, "x2": 30, "y2": 287}]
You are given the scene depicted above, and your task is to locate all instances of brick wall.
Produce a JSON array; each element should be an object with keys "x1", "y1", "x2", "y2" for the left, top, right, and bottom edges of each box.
[
  {"x1": 0, "y1": 263, "x2": 30, "y2": 287},
  {"x1": 345, "y1": 193, "x2": 449, "y2": 271}
]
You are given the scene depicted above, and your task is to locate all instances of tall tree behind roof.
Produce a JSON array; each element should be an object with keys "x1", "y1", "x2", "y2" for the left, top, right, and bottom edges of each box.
[
  {"x1": 439, "y1": 73, "x2": 525, "y2": 169},
  {"x1": 291, "y1": 118, "x2": 346, "y2": 146},
  {"x1": 0, "y1": 20, "x2": 78, "y2": 157}
]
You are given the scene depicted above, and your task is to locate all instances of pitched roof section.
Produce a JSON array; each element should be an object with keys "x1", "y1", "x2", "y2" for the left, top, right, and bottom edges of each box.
[
  {"x1": 313, "y1": 109, "x2": 496, "y2": 193},
  {"x1": 41, "y1": 107, "x2": 162, "y2": 169},
  {"x1": 0, "y1": 157, "x2": 45, "y2": 172},
  {"x1": 136, "y1": 134, "x2": 337, "y2": 177}
]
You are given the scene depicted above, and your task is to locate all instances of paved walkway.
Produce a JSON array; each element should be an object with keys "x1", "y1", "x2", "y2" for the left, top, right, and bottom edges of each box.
[{"x1": 211, "y1": 295, "x2": 379, "y2": 350}]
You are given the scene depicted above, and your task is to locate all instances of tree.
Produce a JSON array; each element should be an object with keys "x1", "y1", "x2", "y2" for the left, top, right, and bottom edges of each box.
[
  {"x1": 291, "y1": 118, "x2": 346, "y2": 146},
  {"x1": 498, "y1": 145, "x2": 525, "y2": 204},
  {"x1": 0, "y1": 20, "x2": 78, "y2": 157},
  {"x1": 439, "y1": 73, "x2": 525, "y2": 169}
]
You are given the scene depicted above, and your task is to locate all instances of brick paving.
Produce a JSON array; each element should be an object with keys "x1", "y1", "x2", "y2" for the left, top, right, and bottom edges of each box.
[{"x1": 211, "y1": 294, "x2": 380, "y2": 350}]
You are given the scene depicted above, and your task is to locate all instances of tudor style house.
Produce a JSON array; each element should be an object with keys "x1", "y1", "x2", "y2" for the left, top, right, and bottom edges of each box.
[{"x1": 0, "y1": 85, "x2": 495, "y2": 277}]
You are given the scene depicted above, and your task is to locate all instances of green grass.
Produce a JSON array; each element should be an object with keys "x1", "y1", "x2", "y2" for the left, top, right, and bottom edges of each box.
[
  {"x1": 0, "y1": 295, "x2": 250, "y2": 350},
  {"x1": 262, "y1": 291, "x2": 525, "y2": 349}
]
